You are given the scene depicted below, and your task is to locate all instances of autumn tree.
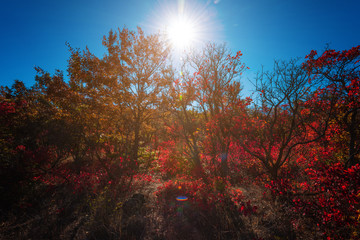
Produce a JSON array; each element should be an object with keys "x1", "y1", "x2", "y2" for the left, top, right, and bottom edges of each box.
[
  {"x1": 231, "y1": 59, "x2": 333, "y2": 180},
  {"x1": 0, "y1": 78, "x2": 75, "y2": 208},
  {"x1": 67, "y1": 27, "x2": 172, "y2": 175},
  {"x1": 34, "y1": 68, "x2": 89, "y2": 173},
  {"x1": 0, "y1": 81, "x2": 35, "y2": 208},
  {"x1": 304, "y1": 46, "x2": 360, "y2": 168},
  {"x1": 165, "y1": 43, "x2": 246, "y2": 177},
  {"x1": 163, "y1": 62, "x2": 204, "y2": 177}
]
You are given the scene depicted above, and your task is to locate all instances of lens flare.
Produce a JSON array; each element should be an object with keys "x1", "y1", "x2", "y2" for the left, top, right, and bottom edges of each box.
[{"x1": 176, "y1": 196, "x2": 188, "y2": 201}]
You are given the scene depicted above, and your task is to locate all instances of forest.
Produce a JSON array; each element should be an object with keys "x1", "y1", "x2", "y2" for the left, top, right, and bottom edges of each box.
[{"x1": 0, "y1": 27, "x2": 359, "y2": 239}]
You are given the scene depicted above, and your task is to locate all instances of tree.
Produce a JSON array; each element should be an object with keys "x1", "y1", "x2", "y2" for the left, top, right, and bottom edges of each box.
[
  {"x1": 304, "y1": 46, "x2": 360, "y2": 168},
  {"x1": 165, "y1": 43, "x2": 246, "y2": 177},
  {"x1": 34, "y1": 68, "x2": 88, "y2": 172},
  {"x1": 67, "y1": 27, "x2": 172, "y2": 175},
  {"x1": 231, "y1": 59, "x2": 332, "y2": 180},
  {"x1": 0, "y1": 79, "x2": 74, "y2": 208}
]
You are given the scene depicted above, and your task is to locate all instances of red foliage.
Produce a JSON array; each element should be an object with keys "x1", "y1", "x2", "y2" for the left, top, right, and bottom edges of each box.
[
  {"x1": 304, "y1": 45, "x2": 360, "y2": 109},
  {"x1": 153, "y1": 140, "x2": 191, "y2": 178},
  {"x1": 266, "y1": 163, "x2": 360, "y2": 239}
]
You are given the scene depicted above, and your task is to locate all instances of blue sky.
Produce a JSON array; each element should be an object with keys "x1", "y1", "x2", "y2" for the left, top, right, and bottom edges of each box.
[{"x1": 1, "y1": 0, "x2": 359, "y2": 90}]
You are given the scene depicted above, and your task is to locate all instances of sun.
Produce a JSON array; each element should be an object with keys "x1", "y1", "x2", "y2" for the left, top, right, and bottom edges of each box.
[
  {"x1": 166, "y1": 15, "x2": 198, "y2": 50},
  {"x1": 148, "y1": 1, "x2": 221, "y2": 52}
]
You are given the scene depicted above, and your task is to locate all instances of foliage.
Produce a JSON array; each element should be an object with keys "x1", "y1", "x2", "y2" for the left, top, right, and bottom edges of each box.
[
  {"x1": 304, "y1": 46, "x2": 360, "y2": 168},
  {"x1": 1, "y1": 28, "x2": 359, "y2": 239}
]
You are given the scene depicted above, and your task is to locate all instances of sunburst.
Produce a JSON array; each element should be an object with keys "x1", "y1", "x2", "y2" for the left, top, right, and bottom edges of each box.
[{"x1": 166, "y1": 15, "x2": 198, "y2": 49}]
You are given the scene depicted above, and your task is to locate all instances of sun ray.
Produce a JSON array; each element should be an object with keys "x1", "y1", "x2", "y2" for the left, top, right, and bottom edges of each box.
[
  {"x1": 145, "y1": 0, "x2": 223, "y2": 58},
  {"x1": 167, "y1": 15, "x2": 197, "y2": 49}
]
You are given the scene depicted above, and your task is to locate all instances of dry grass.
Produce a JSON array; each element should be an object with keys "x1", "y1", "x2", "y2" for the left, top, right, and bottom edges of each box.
[{"x1": 0, "y1": 177, "x2": 316, "y2": 240}]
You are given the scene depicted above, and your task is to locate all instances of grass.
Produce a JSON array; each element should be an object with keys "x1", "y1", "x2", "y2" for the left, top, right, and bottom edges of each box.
[{"x1": 0, "y1": 174, "x2": 307, "y2": 240}]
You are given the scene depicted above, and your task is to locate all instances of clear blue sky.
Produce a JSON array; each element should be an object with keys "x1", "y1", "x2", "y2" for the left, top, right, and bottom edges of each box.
[{"x1": 1, "y1": 0, "x2": 359, "y2": 89}]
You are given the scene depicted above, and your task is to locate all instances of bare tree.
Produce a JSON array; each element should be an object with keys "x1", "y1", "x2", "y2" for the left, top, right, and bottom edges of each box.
[{"x1": 231, "y1": 59, "x2": 333, "y2": 180}]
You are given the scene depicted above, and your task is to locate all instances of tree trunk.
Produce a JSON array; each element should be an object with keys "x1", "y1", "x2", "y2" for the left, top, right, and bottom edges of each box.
[{"x1": 131, "y1": 117, "x2": 141, "y2": 171}]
